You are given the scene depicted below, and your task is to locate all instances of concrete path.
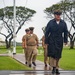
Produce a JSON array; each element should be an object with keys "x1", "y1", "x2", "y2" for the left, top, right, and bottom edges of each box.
[{"x1": 13, "y1": 54, "x2": 52, "y2": 70}]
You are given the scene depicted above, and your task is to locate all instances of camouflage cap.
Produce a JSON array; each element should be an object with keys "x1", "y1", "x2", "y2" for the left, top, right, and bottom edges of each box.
[{"x1": 53, "y1": 10, "x2": 62, "y2": 15}]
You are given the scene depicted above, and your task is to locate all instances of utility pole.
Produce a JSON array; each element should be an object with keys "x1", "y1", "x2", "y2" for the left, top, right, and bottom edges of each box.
[{"x1": 13, "y1": 0, "x2": 16, "y2": 55}]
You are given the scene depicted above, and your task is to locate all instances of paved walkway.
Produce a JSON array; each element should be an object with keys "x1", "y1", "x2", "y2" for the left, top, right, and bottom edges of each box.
[{"x1": 13, "y1": 54, "x2": 52, "y2": 70}]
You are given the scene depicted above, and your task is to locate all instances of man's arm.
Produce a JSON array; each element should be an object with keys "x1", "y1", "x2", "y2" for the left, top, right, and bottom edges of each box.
[
  {"x1": 42, "y1": 36, "x2": 45, "y2": 48},
  {"x1": 45, "y1": 21, "x2": 51, "y2": 44},
  {"x1": 64, "y1": 22, "x2": 68, "y2": 45},
  {"x1": 22, "y1": 35, "x2": 27, "y2": 49},
  {"x1": 22, "y1": 36, "x2": 25, "y2": 48}
]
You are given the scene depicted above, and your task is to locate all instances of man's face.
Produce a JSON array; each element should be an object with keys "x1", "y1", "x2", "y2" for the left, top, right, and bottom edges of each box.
[
  {"x1": 54, "y1": 14, "x2": 61, "y2": 21},
  {"x1": 30, "y1": 30, "x2": 33, "y2": 34},
  {"x1": 26, "y1": 31, "x2": 30, "y2": 34}
]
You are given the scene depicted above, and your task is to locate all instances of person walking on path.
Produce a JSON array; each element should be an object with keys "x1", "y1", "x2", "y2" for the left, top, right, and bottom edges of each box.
[
  {"x1": 41, "y1": 35, "x2": 49, "y2": 67},
  {"x1": 26, "y1": 27, "x2": 39, "y2": 67},
  {"x1": 22, "y1": 28, "x2": 30, "y2": 65},
  {"x1": 45, "y1": 10, "x2": 68, "y2": 74}
]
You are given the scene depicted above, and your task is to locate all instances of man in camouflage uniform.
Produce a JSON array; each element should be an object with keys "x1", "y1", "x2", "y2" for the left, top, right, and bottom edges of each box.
[
  {"x1": 22, "y1": 28, "x2": 30, "y2": 65},
  {"x1": 26, "y1": 27, "x2": 39, "y2": 67}
]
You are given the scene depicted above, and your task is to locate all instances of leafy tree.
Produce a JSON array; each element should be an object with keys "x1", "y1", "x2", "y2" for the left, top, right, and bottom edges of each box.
[
  {"x1": 44, "y1": 0, "x2": 75, "y2": 49},
  {"x1": 0, "y1": 6, "x2": 36, "y2": 49}
]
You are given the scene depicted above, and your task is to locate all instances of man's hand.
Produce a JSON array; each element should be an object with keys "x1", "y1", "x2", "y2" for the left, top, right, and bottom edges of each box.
[{"x1": 46, "y1": 44, "x2": 49, "y2": 46}]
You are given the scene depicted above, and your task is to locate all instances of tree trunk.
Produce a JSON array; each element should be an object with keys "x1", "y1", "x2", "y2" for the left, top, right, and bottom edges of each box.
[
  {"x1": 5, "y1": 39, "x2": 9, "y2": 49},
  {"x1": 8, "y1": 38, "x2": 12, "y2": 48},
  {"x1": 68, "y1": 32, "x2": 74, "y2": 49},
  {"x1": 8, "y1": 35, "x2": 13, "y2": 48},
  {"x1": 70, "y1": 39, "x2": 74, "y2": 49}
]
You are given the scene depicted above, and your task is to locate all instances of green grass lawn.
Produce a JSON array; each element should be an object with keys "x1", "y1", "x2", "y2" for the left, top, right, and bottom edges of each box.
[
  {"x1": 0, "y1": 56, "x2": 32, "y2": 70},
  {"x1": 0, "y1": 46, "x2": 23, "y2": 54},
  {"x1": 60, "y1": 47, "x2": 75, "y2": 70},
  {"x1": 0, "y1": 46, "x2": 8, "y2": 54}
]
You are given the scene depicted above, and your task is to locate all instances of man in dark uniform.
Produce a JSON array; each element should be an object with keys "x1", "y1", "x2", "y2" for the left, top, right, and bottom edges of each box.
[{"x1": 45, "y1": 10, "x2": 68, "y2": 74}]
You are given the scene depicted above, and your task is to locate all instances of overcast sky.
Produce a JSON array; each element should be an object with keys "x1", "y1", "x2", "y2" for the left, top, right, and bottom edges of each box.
[{"x1": 1, "y1": 0, "x2": 70, "y2": 42}]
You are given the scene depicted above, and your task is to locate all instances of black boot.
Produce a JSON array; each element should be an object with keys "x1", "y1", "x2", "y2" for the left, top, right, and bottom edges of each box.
[
  {"x1": 52, "y1": 67, "x2": 56, "y2": 74},
  {"x1": 29, "y1": 64, "x2": 31, "y2": 67},
  {"x1": 45, "y1": 62, "x2": 47, "y2": 67},
  {"x1": 56, "y1": 69, "x2": 60, "y2": 74},
  {"x1": 45, "y1": 64, "x2": 47, "y2": 67},
  {"x1": 32, "y1": 62, "x2": 36, "y2": 66},
  {"x1": 25, "y1": 62, "x2": 27, "y2": 65}
]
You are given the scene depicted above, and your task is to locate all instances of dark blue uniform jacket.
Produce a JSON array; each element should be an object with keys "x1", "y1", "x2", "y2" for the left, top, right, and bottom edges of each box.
[{"x1": 45, "y1": 19, "x2": 68, "y2": 59}]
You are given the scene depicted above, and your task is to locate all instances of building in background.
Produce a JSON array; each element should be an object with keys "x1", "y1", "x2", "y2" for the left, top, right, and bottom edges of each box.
[{"x1": 0, "y1": 38, "x2": 6, "y2": 46}]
